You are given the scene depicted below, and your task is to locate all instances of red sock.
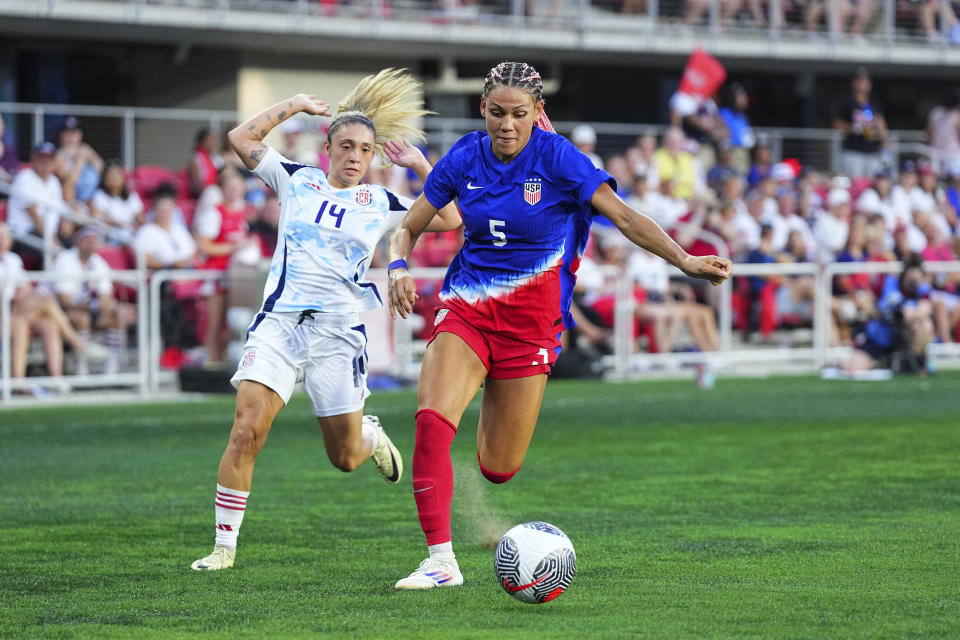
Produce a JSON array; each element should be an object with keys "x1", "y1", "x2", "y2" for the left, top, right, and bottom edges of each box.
[
  {"x1": 477, "y1": 451, "x2": 520, "y2": 484},
  {"x1": 412, "y1": 409, "x2": 457, "y2": 546}
]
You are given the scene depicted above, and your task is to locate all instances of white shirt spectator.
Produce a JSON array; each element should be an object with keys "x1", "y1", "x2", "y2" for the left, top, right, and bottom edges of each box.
[
  {"x1": 814, "y1": 213, "x2": 850, "y2": 260},
  {"x1": 91, "y1": 189, "x2": 143, "y2": 229},
  {"x1": 733, "y1": 207, "x2": 761, "y2": 252},
  {"x1": 134, "y1": 222, "x2": 197, "y2": 267},
  {"x1": 855, "y1": 187, "x2": 904, "y2": 231},
  {"x1": 761, "y1": 207, "x2": 789, "y2": 251},
  {"x1": 1, "y1": 251, "x2": 25, "y2": 300},
  {"x1": 48, "y1": 248, "x2": 113, "y2": 304},
  {"x1": 626, "y1": 249, "x2": 670, "y2": 294},
  {"x1": 626, "y1": 191, "x2": 686, "y2": 231},
  {"x1": 889, "y1": 185, "x2": 917, "y2": 226},
  {"x1": 784, "y1": 215, "x2": 820, "y2": 262},
  {"x1": 7, "y1": 168, "x2": 65, "y2": 239}
]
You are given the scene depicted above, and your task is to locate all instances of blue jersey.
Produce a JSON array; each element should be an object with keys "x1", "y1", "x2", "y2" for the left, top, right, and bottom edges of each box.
[{"x1": 423, "y1": 127, "x2": 614, "y2": 339}]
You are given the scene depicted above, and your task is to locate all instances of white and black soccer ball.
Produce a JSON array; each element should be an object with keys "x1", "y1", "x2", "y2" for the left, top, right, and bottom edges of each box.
[{"x1": 494, "y1": 521, "x2": 576, "y2": 604}]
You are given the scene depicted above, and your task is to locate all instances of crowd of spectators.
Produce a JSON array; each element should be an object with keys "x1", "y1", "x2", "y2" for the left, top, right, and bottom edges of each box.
[
  {"x1": 147, "y1": 0, "x2": 960, "y2": 44},
  {"x1": 1, "y1": 65, "x2": 958, "y2": 391}
]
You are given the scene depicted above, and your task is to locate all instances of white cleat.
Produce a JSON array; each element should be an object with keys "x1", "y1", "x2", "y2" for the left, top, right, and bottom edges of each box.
[
  {"x1": 191, "y1": 546, "x2": 236, "y2": 571},
  {"x1": 366, "y1": 415, "x2": 402, "y2": 484},
  {"x1": 394, "y1": 557, "x2": 464, "y2": 589}
]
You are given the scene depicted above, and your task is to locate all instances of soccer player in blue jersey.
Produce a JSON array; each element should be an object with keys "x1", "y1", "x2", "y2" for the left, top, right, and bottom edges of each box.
[
  {"x1": 387, "y1": 61, "x2": 733, "y2": 588},
  {"x1": 191, "y1": 69, "x2": 461, "y2": 571}
]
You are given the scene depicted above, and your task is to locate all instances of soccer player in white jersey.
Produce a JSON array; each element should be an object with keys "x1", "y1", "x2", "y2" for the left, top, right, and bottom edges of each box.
[{"x1": 191, "y1": 69, "x2": 461, "y2": 571}]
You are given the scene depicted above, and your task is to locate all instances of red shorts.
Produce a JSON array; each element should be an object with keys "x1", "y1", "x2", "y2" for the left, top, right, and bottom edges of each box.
[{"x1": 427, "y1": 306, "x2": 560, "y2": 379}]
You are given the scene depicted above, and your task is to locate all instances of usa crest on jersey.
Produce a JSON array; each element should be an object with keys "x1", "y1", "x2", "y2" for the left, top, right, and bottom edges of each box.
[
  {"x1": 355, "y1": 187, "x2": 372, "y2": 206},
  {"x1": 523, "y1": 179, "x2": 542, "y2": 206}
]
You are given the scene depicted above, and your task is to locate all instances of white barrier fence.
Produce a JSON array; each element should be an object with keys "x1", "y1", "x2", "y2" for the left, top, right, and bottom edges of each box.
[
  {"x1": 1, "y1": 269, "x2": 150, "y2": 402},
  {"x1": 3, "y1": 260, "x2": 960, "y2": 405}
]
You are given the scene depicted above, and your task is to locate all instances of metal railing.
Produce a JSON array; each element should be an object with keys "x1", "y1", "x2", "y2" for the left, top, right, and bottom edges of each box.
[
  {"x1": 1, "y1": 269, "x2": 149, "y2": 402},
  {"x1": 4, "y1": 259, "x2": 960, "y2": 405},
  {"x1": 0, "y1": 102, "x2": 932, "y2": 178}
]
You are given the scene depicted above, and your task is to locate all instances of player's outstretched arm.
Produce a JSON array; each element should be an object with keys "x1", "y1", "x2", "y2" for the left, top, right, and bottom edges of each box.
[
  {"x1": 386, "y1": 195, "x2": 441, "y2": 319},
  {"x1": 383, "y1": 140, "x2": 462, "y2": 232},
  {"x1": 591, "y1": 182, "x2": 733, "y2": 286},
  {"x1": 228, "y1": 94, "x2": 331, "y2": 170}
]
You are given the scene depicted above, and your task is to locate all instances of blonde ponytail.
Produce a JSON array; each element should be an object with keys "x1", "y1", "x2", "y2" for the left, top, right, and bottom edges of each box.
[{"x1": 328, "y1": 68, "x2": 433, "y2": 163}]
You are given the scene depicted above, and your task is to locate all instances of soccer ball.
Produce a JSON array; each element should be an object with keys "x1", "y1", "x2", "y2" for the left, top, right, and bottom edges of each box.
[{"x1": 493, "y1": 521, "x2": 576, "y2": 604}]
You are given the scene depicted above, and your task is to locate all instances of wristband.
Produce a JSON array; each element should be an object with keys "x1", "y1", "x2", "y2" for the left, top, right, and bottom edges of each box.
[{"x1": 388, "y1": 259, "x2": 408, "y2": 271}]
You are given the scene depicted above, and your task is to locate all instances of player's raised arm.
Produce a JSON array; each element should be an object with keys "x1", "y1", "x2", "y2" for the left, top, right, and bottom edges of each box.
[
  {"x1": 227, "y1": 94, "x2": 331, "y2": 170},
  {"x1": 386, "y1": 194, "x2": 442, "y2": 319},
  {"x1": 383, "y1": 140, "x2": 461, "y2": 232},
  {"x1": 591, "y1": 182, "x2": 732, "y2": 286}
]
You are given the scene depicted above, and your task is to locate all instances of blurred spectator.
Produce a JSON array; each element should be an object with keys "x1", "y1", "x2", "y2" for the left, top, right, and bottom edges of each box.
[
  {"x1": 188, "y1": 128, "x2": 223, "y2": 197},
  {"x1": 845, "y1": 257, "x2": 934, "y2": 375},
  {"x1": 626, "y1": 174, "x2": 686, "y2": 231},
  {"x1": 707, "y1": 143, "x2": 741, "y2": 193},
  {"x1": 804, "y1": 0, "x2": 876, "y2": 40},
  {"x1": 0, "y1": 113, "x2": 18, "y2": 183},
  {"x1": 135, "y1": 189, "x2": 198, "y2": 357},
  {"x1": 193, "y1": 168, "x2": 259, "y2": 365},
  {"x1": 814, "y1": 188, "x2": 852, "y2": 260},
  {"x1": 626, "y1": 246, "x2": 719, "y2": 352},
  {"x1": 747, "y1": 142, "x2": 773, "y2": 187},
  {"x1": 625, "y1": 133, "x2": 659, "y2": 186},
  {"x1": 718, "y1": 83, "x2": 756, "y2": 174},
  {"x1": 833, "y1": 67, "x2": 889, "y2": 178},
  {"x1": 0, "y1": 222, "x2": 107, "y2": 389},
  {"x1": 90, "y1": 160, "x2": 144, "y2": 241},
  {"x1": 669, "y1": 85, "x2": 729, "y2": 168},
  {"x1": 47, "y1": 226, "x2": 126, "y2": 375},
  {"x1": 911, "y1": 160, "x2": 957, "y2": 236},
  {"x1": 747, "y1": 0, "x2": 782, "y2": 29},
  {"x1": 144, "y1": 182, "x2": 188, "y2": 227},
  {"x1": 777, "y1": 187, "x2": 819, "y2": 261},
  {"x1": 926, "y1": 93, "x2": 960, "y2": 173},
  {"x1": 570, "y1": 125, "x2": 604, "y2": 169},
  {"x1": 134, "y1": 189, "x2": 197, "y2": 270},
  {"x1": 682, "y1": 0, "x2": 743, "y2": 30},
  {"x1": 855, "y1": 165, "x2": 900, "y2": 233},
  {"x1": 604, "y1": 155, "x2": 634, "y2": 198},
  {"x1": 250, "y1": 191, "x2": 281, "y2": 257},
  {"x1": 653, "y1": 127, "x2": 703, "y2": 199},
  {"x1": 916, "y1": 0, "x2": 960, "y2": 44},
  {"x1": 7, "y1": 143, "x2": 71, "y2": 263},
  {"x1": 280, "y1": 119, "x2": 318, "y2": 165},
  {"x1": 55, "y1": 117, "x2": 104, "y2": 204}
]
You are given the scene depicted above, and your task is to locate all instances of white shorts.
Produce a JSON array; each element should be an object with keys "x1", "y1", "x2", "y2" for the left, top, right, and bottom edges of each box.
[{"x1": 230, "y1": 311, "x2": 370, "y2": 417}]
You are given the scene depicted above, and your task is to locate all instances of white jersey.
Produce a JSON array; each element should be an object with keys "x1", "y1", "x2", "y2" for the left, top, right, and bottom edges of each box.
[{"x1": 251, "y1": 147, "x2": 410, "y2": 315}]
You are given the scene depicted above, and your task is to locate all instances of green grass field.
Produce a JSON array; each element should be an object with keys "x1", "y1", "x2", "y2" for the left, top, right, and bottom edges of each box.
[{"x1": 1, "y1": 373, "x2": 959, "y2": 639}]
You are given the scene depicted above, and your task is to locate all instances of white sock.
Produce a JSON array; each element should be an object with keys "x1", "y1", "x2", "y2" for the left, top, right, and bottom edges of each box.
[
  {"x1": 76, "y1": 331, "x2": 91, "y2": 374},
  {"x1": 360, "y1": 418, "x2": 379, "y2": 458},
  {"x1": 428, "y1": 541, "x2": 455, "y2": 563},
  {"x1": 214, "y1": 484, "x2": 249, "y2": 549}
]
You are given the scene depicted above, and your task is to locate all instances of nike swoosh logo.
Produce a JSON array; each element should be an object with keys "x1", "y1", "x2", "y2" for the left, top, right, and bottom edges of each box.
[
  {"x1": 466, "y1": 182, "x2": 483, "y2": 190},
  {"x1": 503, "y1": 573, "x2": 550, "y2": 593},
  {"x1": 387, "y1": 448, "x2": 400, "y2": 483},
  {"x1": 413, "y1": 486, "x2": 432, "y2": 493}
]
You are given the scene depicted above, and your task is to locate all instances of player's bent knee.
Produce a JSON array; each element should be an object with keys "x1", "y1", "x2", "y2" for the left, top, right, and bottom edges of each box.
[
  {"x1": 477, "y1": 452, "x2": 520, "y2": 484},
  {"x1": 327, "y1": 448, "x2": 363, "y2": 473}
]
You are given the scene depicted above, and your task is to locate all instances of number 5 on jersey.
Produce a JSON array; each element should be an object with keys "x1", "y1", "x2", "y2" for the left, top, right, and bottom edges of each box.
[{"x1": 490, "y1": 219, "x2": 507, "y2": 247}]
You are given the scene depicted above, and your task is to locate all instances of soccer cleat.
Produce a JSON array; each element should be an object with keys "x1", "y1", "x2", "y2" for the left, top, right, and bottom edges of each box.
[
  {"x1": 394, "y1": 557, "x2": 463, "y2": 589},
  {"x1": 190, "y1": 546, "x2": 236, "y2": 571},
  {"x1": 366, "y1": 415, "x2": 402, "y2": 484}
]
